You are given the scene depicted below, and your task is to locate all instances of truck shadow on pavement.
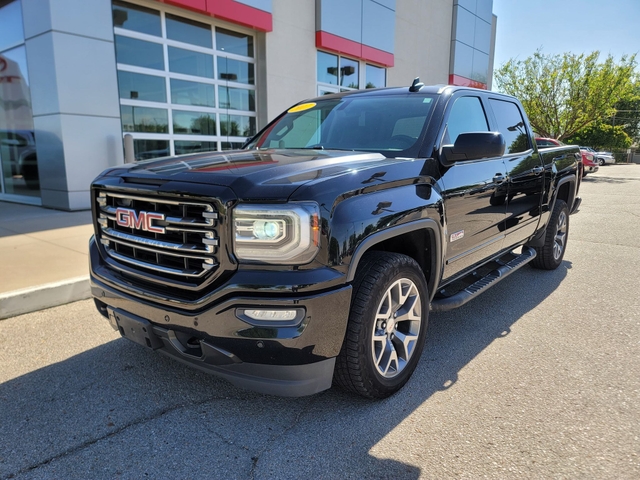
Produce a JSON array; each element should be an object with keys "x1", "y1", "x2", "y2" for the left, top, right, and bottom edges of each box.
[
  {"x1": 0, "y1": 263, "x2": 570, "y2": 479},
  {"x1": 582, "y1": 175, "x2": 633, "y2": 184}
]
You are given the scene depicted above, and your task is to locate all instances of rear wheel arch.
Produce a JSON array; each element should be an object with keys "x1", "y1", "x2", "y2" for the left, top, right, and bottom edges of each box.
[{"x1": 552, "y1": 176, "x2": 575, "y2": 212}]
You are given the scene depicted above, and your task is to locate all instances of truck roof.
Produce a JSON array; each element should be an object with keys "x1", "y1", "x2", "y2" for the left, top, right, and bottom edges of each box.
[{"x1": 304, "y1": 84, "x2": 515, "y2": 102}]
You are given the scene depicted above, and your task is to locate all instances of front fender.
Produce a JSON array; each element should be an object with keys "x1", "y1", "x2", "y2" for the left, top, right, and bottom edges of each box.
[
  {"x1": 327, "y1": 182, "x2": 444, "y2": 300},
  {"x1": 346, "y1": 219, "x2": 443, "y2": 300}
]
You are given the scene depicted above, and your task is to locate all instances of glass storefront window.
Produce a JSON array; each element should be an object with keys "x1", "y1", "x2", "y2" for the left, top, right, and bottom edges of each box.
[
  {"x1": 0, "y1": 1, "x2": 24, "y2": 51},
  {"x1": 166, "y1": 14, "x2": 212, "y2": 48},
  {"x1": 174, "y1": 140, "x2": 217, "y2": 155},
  {"x1": 170, "y1": 79, "x2": 215, "y2": 107},
  {"x1": 220, "y1": 114, "x2": 256, "y2": 137},
  {"x1": 317, "y1": 51, "x2": 339, "y2": 85},
  {"x1": 168, "y1": 46, "x2": 213, "y2": 78},
  {"x1": 134, "y1": 139, "x2": 169, "y2": 160},
  {"x1": 112, "y1": 0, "x2": 162, "y2": 37},
  {"x1": 339, "y1": 57, "x2": 359, "y2": 88},
  {"x1": 317, "y1": 52, "x2": 387, "y2": 94},
  {"x1": 217, "y1": 57, "x2": 254, "y2": 84},
  {"x1": 114, "y1": 4, "x2": 257, "y2": 159},
  {"x1": 0, "y1": 42, "x2": 40, "y2": 199},
  {"x1": 115, "y1": 35, "x2": 164, "y2": 70},
  {"x1": 120, "y1": 106, "x2": 168, "y2": 133},
  {"x1": 173, "y1": 111, "x2": 216, "y2": 135},
  {"x1": 112, "y1": 1, "x2": 161, "y2": 36},
  {"x1": 221, "y1": 142, "x2": 244, "y2": 151},
  {"x1": 118, "y1": 71, "x2": 166, "y2": 102},
  {"x1": 219, "y1": 87, "x2": 255, "y2": 111},
  {"x1": 366, "y1": 64, "x2": 386, "y2": 88},
  {"x1": 215, "y1": 28, "x2": 253, "y2": 57}
]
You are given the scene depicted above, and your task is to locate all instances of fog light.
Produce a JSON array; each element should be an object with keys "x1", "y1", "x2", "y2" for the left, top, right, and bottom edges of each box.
[{"x1": 244, "y1": 309, "x2": 297, "y2": 321}]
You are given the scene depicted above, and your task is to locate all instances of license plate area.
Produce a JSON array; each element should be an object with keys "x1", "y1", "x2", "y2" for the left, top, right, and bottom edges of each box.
[{"x1": 108, "y1": 308, "x2": 163, "y2": 350}]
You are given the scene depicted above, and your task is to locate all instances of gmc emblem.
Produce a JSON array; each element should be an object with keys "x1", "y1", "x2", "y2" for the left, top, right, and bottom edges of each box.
[{"x1": 115, "y1": 207, "x2": 166, "y2": 234}]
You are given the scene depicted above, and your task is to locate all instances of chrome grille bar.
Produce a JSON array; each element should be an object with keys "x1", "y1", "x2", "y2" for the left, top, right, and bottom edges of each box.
[
  {"x1": 96, "y1": 191, "x2": 219, "y2": 280},
  {"x1": 102, "y1": 228, "x2": 217, "y2": 254},
  {"x1": 106, "y1": 250, "x2": 214, "y2": 278}
]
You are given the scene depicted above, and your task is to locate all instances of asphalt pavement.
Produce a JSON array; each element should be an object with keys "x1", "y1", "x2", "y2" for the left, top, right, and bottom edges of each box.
[{"x1": 0, "y1": 165, "x2": 639, "y2": 479}]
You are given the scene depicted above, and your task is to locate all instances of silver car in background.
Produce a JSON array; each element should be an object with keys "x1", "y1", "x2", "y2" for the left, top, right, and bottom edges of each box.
[{"x1": 580, "y1": 146, "x2": 615, "y2": 166}]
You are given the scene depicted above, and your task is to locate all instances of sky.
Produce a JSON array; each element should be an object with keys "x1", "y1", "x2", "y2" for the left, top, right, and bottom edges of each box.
[{"x1": 492, "y1": 0, "x2": 640, "y2": 69}]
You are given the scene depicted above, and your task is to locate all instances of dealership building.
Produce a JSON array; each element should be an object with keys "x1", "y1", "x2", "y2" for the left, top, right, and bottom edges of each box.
[{"x1": 0, "y1": 0, "x2": 496, "y2": 210}]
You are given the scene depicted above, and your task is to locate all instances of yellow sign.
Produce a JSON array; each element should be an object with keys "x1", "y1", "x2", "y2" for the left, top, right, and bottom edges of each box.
[{"x1": 288, "y1": 102, "x2": 316, "y2": 113}]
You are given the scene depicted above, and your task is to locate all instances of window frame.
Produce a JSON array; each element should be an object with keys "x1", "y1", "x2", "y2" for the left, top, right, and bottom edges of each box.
[
  {"x1": 316, "y1": 50, "x2": 387, "y2": 96},
  {"x1": 113, "y1": 0, "x2": 258, "y2": 158},
  {"x1": 487, "y1": 98, "x2": 533, "y2": 156}
]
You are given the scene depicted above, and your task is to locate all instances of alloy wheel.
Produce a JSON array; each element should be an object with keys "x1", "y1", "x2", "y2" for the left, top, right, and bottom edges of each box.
[{"x1": 371, "y1": 278, "x2": 422, "y2": 378}]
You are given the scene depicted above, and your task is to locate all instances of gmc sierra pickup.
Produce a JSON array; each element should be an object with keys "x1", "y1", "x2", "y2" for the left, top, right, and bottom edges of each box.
[{"x1": 89, "y1": 81, "x2": 582, "y2": 399}]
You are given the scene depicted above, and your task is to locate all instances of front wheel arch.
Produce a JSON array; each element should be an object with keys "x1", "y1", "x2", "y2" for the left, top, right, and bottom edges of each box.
[{"x1": 346, "y1": 219, "x2": 442, "y2": 301}]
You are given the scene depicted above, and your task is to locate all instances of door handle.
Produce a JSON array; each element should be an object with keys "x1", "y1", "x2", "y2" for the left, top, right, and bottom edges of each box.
[
  {"x1": 493, "y1": 174, "x2": 506, "y2": 184},
  {"x1": 532, "y1": 166, "x2": 544, "y2": 175}
]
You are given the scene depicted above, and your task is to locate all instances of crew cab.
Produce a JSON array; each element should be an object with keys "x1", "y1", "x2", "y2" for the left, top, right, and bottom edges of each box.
[{"x1": 89, "y1": 82, "x2": 581, "y2": 399}]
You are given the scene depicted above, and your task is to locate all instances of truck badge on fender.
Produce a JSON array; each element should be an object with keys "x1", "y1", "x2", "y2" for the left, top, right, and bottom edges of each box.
[
  {"x1": 450, "y1": 230, "x2": 464, "y2": 242},
  {"x1": 115, "y1": 207, "x2": 166, "y2": 234}
]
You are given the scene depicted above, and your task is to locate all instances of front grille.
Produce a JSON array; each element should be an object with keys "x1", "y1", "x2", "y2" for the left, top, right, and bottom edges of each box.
[{"x1": 96, "y1": 191, "x2": 219, "y2": 283}]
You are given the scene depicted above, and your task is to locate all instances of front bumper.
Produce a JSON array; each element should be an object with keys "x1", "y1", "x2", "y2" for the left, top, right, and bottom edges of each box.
[{"x1": 90, "y1": 238, "x2": 352, "y2": 397}]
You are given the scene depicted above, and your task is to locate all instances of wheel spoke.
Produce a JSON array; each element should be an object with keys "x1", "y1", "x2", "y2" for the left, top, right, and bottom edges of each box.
[
  {"x1": 392, "y1": 330, "x2": 418, "y2": 360},
  {"x1": 371, "y1": 277, "x2": 423, "y2": 379},
  {"x1": 378, "y1": 339, "x2": 399, "y2": 376},
  {"x1": 394, "y1": 293, "x2": 420, "y2": 322},
  {"x1": 372, "y1": 331, "x2": 387, "y2": 364}
]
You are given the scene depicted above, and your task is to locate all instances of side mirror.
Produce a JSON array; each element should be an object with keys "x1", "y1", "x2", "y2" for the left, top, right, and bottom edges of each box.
[{"x1": 441, "y1": 132, "x2": 506, "y2": 165}]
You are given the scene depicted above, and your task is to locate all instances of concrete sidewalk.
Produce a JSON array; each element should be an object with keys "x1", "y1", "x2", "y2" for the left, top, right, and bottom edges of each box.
[{"x1": 0, "y1": 201, "x2": 94, "y2": 319}]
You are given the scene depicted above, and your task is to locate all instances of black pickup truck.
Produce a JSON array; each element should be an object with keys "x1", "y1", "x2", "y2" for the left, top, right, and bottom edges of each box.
[{"x1": 89, "y1": 82, "x2": 582, "y2": 399}]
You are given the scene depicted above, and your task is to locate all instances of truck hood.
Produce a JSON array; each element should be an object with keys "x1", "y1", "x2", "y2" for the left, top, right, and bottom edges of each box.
[{"x1": 109, "y1": 149, "x2": 392, "y2": 200}]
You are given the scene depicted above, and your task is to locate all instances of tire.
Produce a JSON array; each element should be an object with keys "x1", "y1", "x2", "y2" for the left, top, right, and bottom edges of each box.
[
  {"x1": 531, "y1": 199, "x2": 569, "y2": 270},
  {"x1": 334, "y1": 252, "x2": 429, "y2": 399},
  {"x1": 598, "y1": 158, "x2": 605, "y2": 166}
]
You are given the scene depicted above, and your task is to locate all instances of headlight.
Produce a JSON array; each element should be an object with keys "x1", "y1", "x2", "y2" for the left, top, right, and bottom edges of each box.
[{"x1": 233, "y1": 203, "x2": 320, "y2": 264}]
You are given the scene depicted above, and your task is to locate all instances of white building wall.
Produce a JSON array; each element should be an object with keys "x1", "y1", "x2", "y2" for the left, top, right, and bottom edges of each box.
[
  {"x1": 262, "y1": 0, "x2": 318, "y2": 122},
  {"x1": 22, "y1": 0, "x2": 123, "y2": 210},
  {"x1": 389, "y1": 0, "x2": 453, "y2": 87}
]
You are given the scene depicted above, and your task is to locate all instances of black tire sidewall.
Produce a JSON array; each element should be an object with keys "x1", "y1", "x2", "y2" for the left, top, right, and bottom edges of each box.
[
  {"x1": 539, "y1": 199, "x2": 569, "y2": 269},
  {"x1": 356, "y1": 255, "x2": 429, "y2": 395}
]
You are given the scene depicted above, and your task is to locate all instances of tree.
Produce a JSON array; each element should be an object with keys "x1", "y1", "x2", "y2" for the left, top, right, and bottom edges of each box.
[
  {"x1": 495, "y1": 51, "x2": 637, "y2": 141},
  {"x1": 567, "y1": 81, "x2": 640, "y2": 148},
  {"x1": 567, "y1": 122, "x2": 631, "y2": 149}
]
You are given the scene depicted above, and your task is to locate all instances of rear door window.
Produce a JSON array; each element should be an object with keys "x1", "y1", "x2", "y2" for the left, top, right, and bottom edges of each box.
[{"x1": 489, "y1": 99, "x2": 531, "y2": 154}]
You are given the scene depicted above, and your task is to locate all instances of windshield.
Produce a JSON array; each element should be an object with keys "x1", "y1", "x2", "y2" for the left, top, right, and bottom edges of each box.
[{"x1": 245, "y1": 94, "x2": 436, "y2": 156}]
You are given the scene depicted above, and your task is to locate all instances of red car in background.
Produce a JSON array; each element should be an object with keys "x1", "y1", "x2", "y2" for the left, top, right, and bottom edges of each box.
[
  {"x1": 580, "y1": 148, "x2": 599, "y2": 176},
  {"x1": 535, "y1": 137, "x2": 564, "y2": 148}
]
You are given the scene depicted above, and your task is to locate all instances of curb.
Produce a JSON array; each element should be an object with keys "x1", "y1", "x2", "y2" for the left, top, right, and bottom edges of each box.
[{"x1": 0, "y1": 276, "x2": 91, "y2": 320}]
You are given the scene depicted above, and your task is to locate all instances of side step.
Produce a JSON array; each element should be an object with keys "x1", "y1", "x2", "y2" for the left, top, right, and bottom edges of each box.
[{"x1": 430, "y1": 246, "x2": 537, "y2": 312}]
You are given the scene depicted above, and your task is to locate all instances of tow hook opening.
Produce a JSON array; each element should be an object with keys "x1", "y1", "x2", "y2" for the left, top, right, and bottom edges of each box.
[{"x1": 168, "y1": 330, "x2": 204, "y2": 358}]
